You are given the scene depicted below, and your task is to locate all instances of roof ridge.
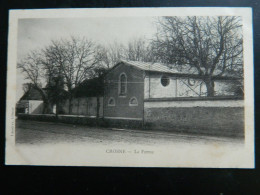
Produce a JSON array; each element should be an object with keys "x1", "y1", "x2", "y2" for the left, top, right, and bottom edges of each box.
[{"x1": 119, "y1": 60, "x2": 240, "y2": 79}]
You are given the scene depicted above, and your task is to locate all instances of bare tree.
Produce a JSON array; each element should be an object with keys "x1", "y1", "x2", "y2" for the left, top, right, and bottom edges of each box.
[
  {"x1": 22, "y1": 83, "x2": 32, "y2": 93},
  {"x1": 18, "y1": 36, "x2": 102, "y2": 114},
  {"x1": 95, "y1": 41, "x2": 124, "y2": 69},
  {"x1": 18, "y1": 51, "x2": 52, "y2": 113},
  {"x1": 152, "y1": 16, "x2": 243, "y2": 96},
  {"x1": 96, "y1": 37, "x2": 155, "y2": 70},
  {"x1": 123, "y1": 37, "x2": 155, "y2": 62},
  {"x1": 42, "y1": 36, "x2": 101, "y2": 114}
]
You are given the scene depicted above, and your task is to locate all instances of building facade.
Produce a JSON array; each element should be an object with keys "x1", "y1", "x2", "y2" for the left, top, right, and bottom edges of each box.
[
  {"x1": 103, "y1": 61, "x2": 244, "y2": 136},
  {"x1": 17, "y1": 60, "x2": 244, "y2": 136},
  {"x1": 104, "y1": 61, "x2": 242, "y2": 119},
  {"x1": 103, "y1": 62, "x2": 145, "y2": 121},
  {"x1": 16, "y1": 86, "x2": 44, "y2": 114}
]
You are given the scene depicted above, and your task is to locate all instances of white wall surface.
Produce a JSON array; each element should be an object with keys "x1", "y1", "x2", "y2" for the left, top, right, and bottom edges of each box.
[
  {"x1": 144, "y1": 73, "x2": 239, "y2": 99},
  {"x1": 28, "y1": 100, "x2": 44, "y2": 114},
  {"x1": 144, "y1": 75, "x2": 177, "y2": 99}
]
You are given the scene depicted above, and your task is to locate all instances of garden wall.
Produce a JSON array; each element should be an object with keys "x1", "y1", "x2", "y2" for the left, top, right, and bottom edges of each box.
[
  {"x1": 144, "y1": 98, "x2": 244, "y2": 137},
  {"x1": 17, "y1": 113, "x2": 142, "y2": 129},
  {"x1": 18, "y1": 98, "x2": 244, "y2": 138},
  {"x1": 17, "y1": 114, "x2": 102, "y2": 126}
]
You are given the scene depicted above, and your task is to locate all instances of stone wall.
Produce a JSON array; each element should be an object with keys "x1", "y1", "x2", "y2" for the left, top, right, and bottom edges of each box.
[
  {"x1": 144, "y1": 100, "x2": 244, "y2": 137},
  {"x1": 18, "y1": 98, "x2": 244, "y2": 138},
  {"x1": 17, "y1": 114, "x2": 141, "y2": 129},
  {"x1": 102, "y1": 118, "x2": 143, "y2": 129},
  {"x1": 144, "y1": 98, "x2": 244, "y2": 137},
  {"x1": 17, "y1": 114, "x2": 102, "y2": 126}
]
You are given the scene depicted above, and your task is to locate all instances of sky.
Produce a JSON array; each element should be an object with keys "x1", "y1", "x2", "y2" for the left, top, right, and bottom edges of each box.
[{"x1": 16, "y1": 17, "x2": 157, "y2": 100}]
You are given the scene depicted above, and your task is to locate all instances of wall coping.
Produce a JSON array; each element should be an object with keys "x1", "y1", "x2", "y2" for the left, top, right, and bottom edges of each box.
[
  {"x1": 18, "y1": 113, "x2": 99, "y2": 118},
  {"x1": 144, "y1": 96, "x2": 244, "y2": 102},
  {"x1": 18, "y1": 113, "x2": 55, "y2": 116}
]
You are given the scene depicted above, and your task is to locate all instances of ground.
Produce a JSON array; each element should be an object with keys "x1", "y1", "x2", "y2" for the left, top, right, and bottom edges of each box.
[
  {"x1": 9, "y1": 119, "x2": 249, "y2": 167},
  {"x1": 16, "y1": 119, "x2": 243, "y2": 146}
]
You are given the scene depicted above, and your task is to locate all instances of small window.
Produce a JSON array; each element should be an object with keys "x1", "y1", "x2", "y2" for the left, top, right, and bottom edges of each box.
[
  {"x1": 188, "y1": 78, "x2": 196, "y2": 86},
  {"x1": 119, "y1": 73, "x2": 127, "y2": 96},
  {"x1": 161, "y1": 75, "x2": 170, "y2": 87},
  {"x1": 108, "y1": 97, "x2": 115, "y2": 106},
  {"x1": 129, "y1": 97, "x2": 138, "y2": 106}
]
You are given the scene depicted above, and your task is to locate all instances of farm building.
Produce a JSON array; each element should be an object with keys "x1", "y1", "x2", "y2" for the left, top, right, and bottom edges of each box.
[
  {"x1": 60, "y1": 76, "x2": 104, "y2": 118},
  {"x1": 17, "y1": 60, "x2": 244, "y2": 136},
  {"x1": 103, "y1": 60, "x2": 244, "y2": 136},
  {"x1": 16, "y1": 85, "x2": 45, "y2": 115}
]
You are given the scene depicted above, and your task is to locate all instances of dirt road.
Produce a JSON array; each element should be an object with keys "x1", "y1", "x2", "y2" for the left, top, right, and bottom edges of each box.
[{"x1": 16, "y1": 120, "x2": 243, "y2": 146}]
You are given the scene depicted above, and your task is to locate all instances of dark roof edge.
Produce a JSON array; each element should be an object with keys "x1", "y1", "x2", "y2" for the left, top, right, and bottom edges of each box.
[{"x1": 104, "y1": 61, "x2": 144, "y2": 77}]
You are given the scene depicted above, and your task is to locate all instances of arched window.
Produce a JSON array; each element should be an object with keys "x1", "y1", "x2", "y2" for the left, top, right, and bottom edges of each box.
[
  {"x1": 129, "y1": 97, "x2": 138, "y2": 106},
  {"x1": 108, "y1": 97, "x2": 115, "y2": 106},
  {"x1": 161, "y1": 75, "x2": 170, "y2": 87},
  {"x1": 119, "y1": 73, "x2": 127, "y2": 96}
]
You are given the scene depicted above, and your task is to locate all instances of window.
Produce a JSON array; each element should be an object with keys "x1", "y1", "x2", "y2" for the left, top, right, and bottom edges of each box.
[
  {"x1": 119, "y1": 73, "x2": 127, "y2": 96},
  {"x1": 188, "y1": 78, "x2": 196, "y2": 86},
  {"x1": 161, "y1": 75, "x2": 170, "y2": 87},
  {"x1": 108, "y1": 97, "x2": 115, "y2": 106},
  {"x1": 129, "y1": 97, "x2": 138, "y2": 106}
]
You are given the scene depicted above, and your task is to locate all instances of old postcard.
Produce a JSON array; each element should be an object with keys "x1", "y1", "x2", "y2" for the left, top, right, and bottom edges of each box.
[{"x1": 5, "y1": 8, "x2": 254, "y2": 168}]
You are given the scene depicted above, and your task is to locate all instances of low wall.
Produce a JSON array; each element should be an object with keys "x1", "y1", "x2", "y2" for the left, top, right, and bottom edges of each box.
[
  {"x1": 17, "y1": 114, "x2": 142, "y2": 129},
  {"x1": 57, "y1": 115, "x2": 100, "y2": 126},
  {"x1": 18, "y1": 98, "x2": 244, "y2": 138},
  {"x1": 102, "y1": 118, "x2": 143, "y2": 129},
  {"x1": 17, "y1": 114, "x2": 102, "y2": 126},
  {"x1": 18, "y1": 113, "x2": 57, "y2": 122},
  {"x1": 144, "y1": 98, "x2": 244, "y2": 137}
]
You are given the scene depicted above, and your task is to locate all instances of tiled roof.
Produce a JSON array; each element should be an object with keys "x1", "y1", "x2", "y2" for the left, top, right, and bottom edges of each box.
[
  {"x1": 121, "y1": 60, "x2": 199, "y2": 75},
  {"x1": 121, "y1": 60, "x2": 241, "y2": 78},
  {"x1": 20, "y1": 87, "x2": 43, "y2": 101}
]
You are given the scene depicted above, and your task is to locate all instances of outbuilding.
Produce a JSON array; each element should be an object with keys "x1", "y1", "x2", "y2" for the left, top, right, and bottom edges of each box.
[
  {"x1": 16, "y1": 86, "x2": 44, "y2": 115},
  {"x1": 103, "y1": 60, "x2": 244, "y2": 136}
]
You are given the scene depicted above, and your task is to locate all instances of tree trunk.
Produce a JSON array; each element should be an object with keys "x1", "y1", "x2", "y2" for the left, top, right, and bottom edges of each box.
[
  {"x1": 68, "y1": 95, "x2": 73, "y2": 115},
  {"x1": 96, "y1": 97, "x2": 100, "y2": 119},
  {"x1": 204, "y1": 78, "x2": 215, "y2": 97},
  {"x1": 55, "y1": 101, "x2": 59, "y2": 118},
  {"x1": 77, "y1": 98, "x2": 80, "y2": 115}
]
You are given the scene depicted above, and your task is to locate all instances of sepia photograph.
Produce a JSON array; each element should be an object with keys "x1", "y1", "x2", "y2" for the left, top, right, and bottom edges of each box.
[{"x1": 5, "y1": 8, "x2": 254, "y2": 167}]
